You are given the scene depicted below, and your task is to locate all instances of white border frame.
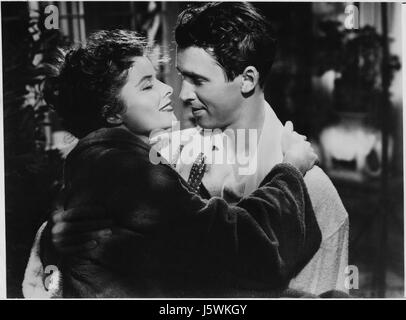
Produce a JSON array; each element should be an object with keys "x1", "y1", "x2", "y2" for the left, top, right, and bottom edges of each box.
[
  {"x1": 402, "y1": 1, "x2": 406, "y2": 299},
  {"x1": 0, "y1": 0, "x2": 405, "y2": 300},
  {"x1": 0, "y1": 1, "x2": 6, "y2": 300}
]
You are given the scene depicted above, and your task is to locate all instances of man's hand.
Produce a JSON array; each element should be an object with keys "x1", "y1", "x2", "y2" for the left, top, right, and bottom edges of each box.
[
  {"x1": 282, "y1": 121, "x2": 318, "y2": 175},
  {"x1": 281, "y1": 121, "x2": 307, "y2": 151},
  {"x1": 50, "y1": 206, "x2": 113, "y2": 255}
]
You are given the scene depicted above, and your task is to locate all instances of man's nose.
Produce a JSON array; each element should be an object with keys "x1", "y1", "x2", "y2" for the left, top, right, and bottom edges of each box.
[{"x1": 179, "y1": 80, "x2": 196, "y2": 103}]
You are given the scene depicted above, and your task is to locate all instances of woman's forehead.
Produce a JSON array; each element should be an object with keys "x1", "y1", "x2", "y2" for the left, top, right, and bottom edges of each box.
[{"x1": 127, "y1": 56, "x2": 155, "y2": 81}]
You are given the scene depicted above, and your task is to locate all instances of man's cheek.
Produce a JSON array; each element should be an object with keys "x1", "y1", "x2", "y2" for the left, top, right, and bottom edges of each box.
[{"x1": 196, "y1": 87, "x2": 217, "y2": 103}]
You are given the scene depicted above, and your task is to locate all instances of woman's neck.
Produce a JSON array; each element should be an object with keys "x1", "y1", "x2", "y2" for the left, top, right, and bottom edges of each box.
[{"x1": 118, "y1": 124, "x2": 150, "y2": 144}]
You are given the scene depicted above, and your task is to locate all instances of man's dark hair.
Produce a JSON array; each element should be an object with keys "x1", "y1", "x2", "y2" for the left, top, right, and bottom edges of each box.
[
  {"x1": 175, "y1": 2, "x2": 276, "y2": 88},
  {"x1": 49, "y1": 30, "x2": 148, "y2": 138}
]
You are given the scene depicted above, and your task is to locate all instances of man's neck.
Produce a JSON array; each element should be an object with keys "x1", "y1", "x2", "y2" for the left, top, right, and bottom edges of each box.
[
  {"x1": 224, "y1": 92, "x2": 266, "y2": 152},
  {"x1": 227, "y1": 92, "x2": 266, "y2": 133}
]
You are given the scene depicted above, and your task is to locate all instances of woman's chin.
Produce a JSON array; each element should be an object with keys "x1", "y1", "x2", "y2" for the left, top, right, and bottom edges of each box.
[{"x1": 157, "y1": 112, "x2": 176, "y2": 130}]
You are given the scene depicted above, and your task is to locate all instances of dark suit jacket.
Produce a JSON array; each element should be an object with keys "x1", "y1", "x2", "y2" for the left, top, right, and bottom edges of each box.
[{"x1": 43, "y1": 127, "x2": 321, "y2": 298}]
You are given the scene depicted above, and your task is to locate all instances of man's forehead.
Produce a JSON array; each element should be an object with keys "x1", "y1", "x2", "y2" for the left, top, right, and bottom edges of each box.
[{"x1": 176, "y1": 46, "x2": 220, "y2": 75}]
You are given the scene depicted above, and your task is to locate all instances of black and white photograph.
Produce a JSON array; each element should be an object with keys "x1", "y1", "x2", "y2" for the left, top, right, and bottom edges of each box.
[{"x1": 0, "y1": 1, "x2": 404, "y2": 299}]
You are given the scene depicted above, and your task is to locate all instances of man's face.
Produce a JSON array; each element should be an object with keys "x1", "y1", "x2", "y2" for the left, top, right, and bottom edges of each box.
[{"x1": 176, "y1": 46, "x2": 243, "y2": 130}]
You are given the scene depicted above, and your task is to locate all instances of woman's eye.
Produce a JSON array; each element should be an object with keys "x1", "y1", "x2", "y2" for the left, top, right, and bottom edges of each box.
[{"x1": 142, "y1": 82, "x2": 153, "y2": 90}]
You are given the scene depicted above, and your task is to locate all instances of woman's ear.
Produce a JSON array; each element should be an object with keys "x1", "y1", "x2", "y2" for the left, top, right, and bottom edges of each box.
[
  {"x1": 106, "y1": 114, "x2": 123, "y2": 125},
  {"x1": 102, "y1": 105, "x2": 123, "y2": 125},
  {"x1": 240, "y1": 66, "x2": 259, "y2": 94}
]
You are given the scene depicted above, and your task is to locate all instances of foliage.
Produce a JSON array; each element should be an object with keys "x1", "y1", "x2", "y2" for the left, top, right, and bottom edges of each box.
[
  {"x1": 4, "y1": 3, "x2": 69, "y2": 188},
  {"x1": 3, "y1": 3, "x2": 71, "y2": 297},
  {"x1": 313, "y1": 21, "x2": 401, "y2": 122}
]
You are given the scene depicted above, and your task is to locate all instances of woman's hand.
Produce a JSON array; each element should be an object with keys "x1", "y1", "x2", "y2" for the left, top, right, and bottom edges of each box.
[
  {"x1": 50, "y1": 206, "x2": 113, "y2": 254},
  {"x1": 281, "y1": 121, "x2": 318, "y2": 175}
]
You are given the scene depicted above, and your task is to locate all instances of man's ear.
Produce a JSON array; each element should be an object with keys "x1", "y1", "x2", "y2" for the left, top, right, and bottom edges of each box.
[
  {"x1": 102, "y1": 105, "x2": 123, "y2": 125},
  {"x1": 240, "y1": 66, "x2": 259, "y2": 94}
]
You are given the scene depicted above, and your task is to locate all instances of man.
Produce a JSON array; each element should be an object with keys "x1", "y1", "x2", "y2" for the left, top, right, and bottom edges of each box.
[
  {"x1": 168, "y1": 2, "x2": 349, "y2": 294},
  {"x1": 24, "y1": 2, "x2": 348, "y2": 296}
]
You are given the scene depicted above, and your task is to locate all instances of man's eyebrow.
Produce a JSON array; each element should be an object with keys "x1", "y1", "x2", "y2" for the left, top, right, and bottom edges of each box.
[{"x1": 176, "y1": 67, "x2": 209, "y2": 81}]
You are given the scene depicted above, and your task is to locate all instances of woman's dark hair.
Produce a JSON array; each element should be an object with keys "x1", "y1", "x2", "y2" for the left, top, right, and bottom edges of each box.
[
  {"x1": 175, "y1": 2, "x2": 276, "y2": 88},
  {"x1": 48, "y1": 30, "x2": 148, "y2": 138}
]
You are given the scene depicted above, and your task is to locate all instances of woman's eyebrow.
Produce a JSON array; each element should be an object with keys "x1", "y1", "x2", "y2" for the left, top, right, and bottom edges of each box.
[{"x1": 136, "y1": 75, "x2": 153, "y2": 86}]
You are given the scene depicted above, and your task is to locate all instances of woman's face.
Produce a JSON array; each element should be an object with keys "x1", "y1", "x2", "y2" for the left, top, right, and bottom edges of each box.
[{"x1": 118, "y1": 56, "x2": 174, "y2": 135}]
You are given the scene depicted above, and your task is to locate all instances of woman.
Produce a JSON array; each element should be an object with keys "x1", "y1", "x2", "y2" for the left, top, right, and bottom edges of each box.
[{"x1": 27, "y1": 30, "x2": 320, "y2": 298}]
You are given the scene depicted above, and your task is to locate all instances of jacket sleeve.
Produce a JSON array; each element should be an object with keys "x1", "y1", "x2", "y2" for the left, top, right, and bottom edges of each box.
[
  {"x1": 169, "y1": 162, "x2": 322, "y2": 289},
  {"x1": 48, "y1": 141, "x2": 322, "y2": 294},
  {"x1": 289, "y1": 166, "x2": 349, "y2": 294}
]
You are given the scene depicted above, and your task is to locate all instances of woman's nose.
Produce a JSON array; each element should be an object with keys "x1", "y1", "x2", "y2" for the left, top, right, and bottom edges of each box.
[{"x1": 160, "y1": 81, "x2": 173, "y2": 98}]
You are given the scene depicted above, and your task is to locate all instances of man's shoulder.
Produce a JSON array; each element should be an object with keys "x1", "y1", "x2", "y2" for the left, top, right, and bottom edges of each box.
[
  {"x1": 303, "y1": 166, "x2": 342, "y2": 203},
  {"x1": 303, "y1": 166, "x2": 348, "y2": 239}
]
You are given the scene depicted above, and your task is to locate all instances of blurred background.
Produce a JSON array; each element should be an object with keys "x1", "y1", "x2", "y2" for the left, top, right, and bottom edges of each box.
[{"x1": 1, "y1": 1, "x2": 403, "y2": 297}]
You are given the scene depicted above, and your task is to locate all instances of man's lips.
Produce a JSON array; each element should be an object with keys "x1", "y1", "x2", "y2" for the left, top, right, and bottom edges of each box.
[
  {"x1": 191, "y1": 106, "x2": 207, "y2": 114},
  {"x1": 159, "y1": 102, "x2": 173, "y2": 112}
]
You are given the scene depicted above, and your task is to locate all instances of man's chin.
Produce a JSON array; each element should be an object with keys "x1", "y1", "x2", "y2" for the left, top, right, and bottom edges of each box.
[{"x1": 195, "y1": 117, "x2": 221, "y2": 130}]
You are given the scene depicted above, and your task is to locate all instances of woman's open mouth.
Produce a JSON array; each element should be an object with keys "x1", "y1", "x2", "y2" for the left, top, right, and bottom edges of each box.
[{"x1": 159, "y1": 102, "x2": 173, "y2": 112}]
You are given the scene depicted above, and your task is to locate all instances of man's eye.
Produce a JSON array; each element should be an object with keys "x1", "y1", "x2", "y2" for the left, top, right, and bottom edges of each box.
[{"x1": 193, "y1": 79, "x2": 203, "y2": 86}]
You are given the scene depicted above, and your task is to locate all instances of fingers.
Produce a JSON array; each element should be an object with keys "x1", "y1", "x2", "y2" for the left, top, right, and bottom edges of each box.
[
  {"x1": 314, "y1": 154, "x2": 320, "y2": 166},
  {"x1": 284, "y1": 121, "x2": 294, "y2": 134},
  {"x1": 306, "y1": 147, "x2": 319, "y2": 171},
  {"x1": 52, "y1": 206, "x2": 109, "y2": 223},
  {"x1": 281, "y1": 123, "x2": 306, "y2": 155},
  {"x1": 54, "y1": 240, "x2": 99, "y2": 255},
  {"x1": 292, "y1": 132, "x2": 307, "y2": 141},
  {"x1": 51, "y1": 219, "x2": 113, "y2": 236},
  {"x1": 299, "y1": 140, "x2": 311, "y2": 150},
  {"x1": 52, "y1": 229, "x2": 113, "y2": 255},
  {"x1": 283, "y1": 134, "x2": 319, "y2": 175},
  {"x1": 283, "y1": 130, "x2": 306, "y2": 144},
  {"x1": 312, "y1": 152, "x2": 319, "y2": 167},
  {"x1": 284, "y1": 122, "x2": 306, "y2": 140},
  {"x1": 53, "y1": 228, "x2": 112, "y2": 247},
  {"x1": 50, "y1": 206, "x2": 113, "y2": 255}
]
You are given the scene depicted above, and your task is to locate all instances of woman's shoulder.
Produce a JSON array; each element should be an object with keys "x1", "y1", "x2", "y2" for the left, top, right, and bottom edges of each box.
[
  {"x1": 67, "y1": 127, "x2": 150, "y2": 163},
  {"x1": 75, "y1": 127, "x2": 149, "y2": 153},
  {"x1": 64, "y1": 127, "x2": 151, "y2": 179},
  {"x1": 65, "y1": 127, "x2": 184, "y2": 186}
]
